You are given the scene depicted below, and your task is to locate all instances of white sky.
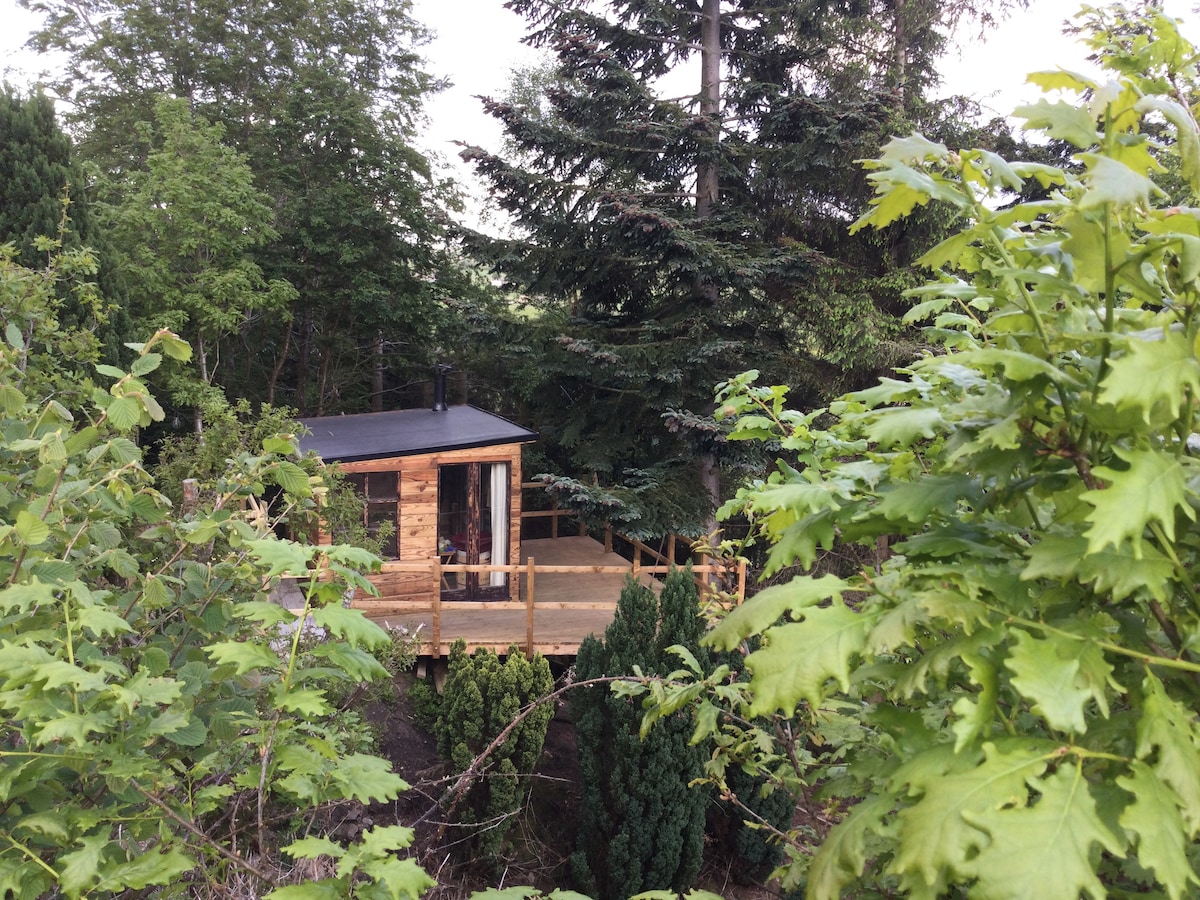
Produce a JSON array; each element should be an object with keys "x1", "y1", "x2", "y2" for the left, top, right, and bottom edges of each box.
[{"x1": 1, "y1": 0, "x2": 1197, "y2": 224}]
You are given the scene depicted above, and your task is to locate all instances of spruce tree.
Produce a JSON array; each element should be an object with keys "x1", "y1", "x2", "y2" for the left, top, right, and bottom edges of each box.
[
  {"x1": 461, "y1": 0, "x2": 1027, "y2": 532},
  {"x1": 570, "y1": 569, "x2": 709, "y2": 900}
]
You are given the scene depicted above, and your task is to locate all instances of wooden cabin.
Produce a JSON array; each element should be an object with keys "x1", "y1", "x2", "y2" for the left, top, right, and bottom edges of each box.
[
  {"x1": 295, "y1": 377, "x2": 746, "y2": 658},
  {"x1": 298, "y1": 396, "x2": 537, "y2": 605}
]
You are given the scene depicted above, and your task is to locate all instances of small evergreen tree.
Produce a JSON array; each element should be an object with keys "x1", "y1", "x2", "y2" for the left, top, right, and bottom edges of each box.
[
  {"x1": 569, "y1": 569, "x2": 709, "y2": 900},
  {"x1": 434, "y1": 640, "x2": 555, "y2": 861}
]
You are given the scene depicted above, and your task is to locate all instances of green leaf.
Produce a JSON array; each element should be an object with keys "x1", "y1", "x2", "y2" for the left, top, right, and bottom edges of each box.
[
  {"x1": 330, "y1": 753, "x2": 407, "y2": 804},
  {"x1": 156, "y1": 332, "x2": 192, "y2": 361},
  {"x1": 891, "y1": 742, "x2": 1049, "y2": 891},
  {"x1": 1136, "y1": 672, "x2": 1200, "y2": 833},
  {"x1": 862, "y1": 406, "x2": 942, "y2": 448},
  {"x1": 1004, "y1": 631, "x2": 1092, "y2": 734},
  {"x1": 962, "y1": 765, "x2": 1125, "y2": 900},
  {"x1": 75, "y1": 605, "x2": 134, "y2": 638},
  {"x1": 283, "y1": 836, "x2": 346, "y2": 860},
  {"x1": 206, "y1": 640, "x2": 283, "y2": 675},
  {"x1": 246, "y1": 539, "x2": 313, "y2": 578},
  {"x1": 163, "y1": 717, "x2": 208, "y2": 747},
  {"x1": 744, "y1": 601, "x2": 874, "y2": 715},
  {"x1": 271, "y1": 460, "x2": 311, "y2": 496},
  {"x1": 1081, "y1": 448, "x2": 1193, "y2": 555},
  {"x1": 877, "y1": 475, "x2": 982, "y2": 523},
  {"x1": 0, "y1": 579, "x2": 55, "y2": 614},
  {"x1": 266, "y1": 885, "x2": 346, "y2": 900},
  {"x1": 1014, "y1": 98, "x2": 1098, "y2": 149},
  {"x1": 951, "y1": 654, "x2": 999, "y2": 752},
  {"x1": 310, "y1": 603, "x2": 390, "y2": 650},
  {"x1": 99, "y1": 845, "x2": 195, "y2": 891},
  {"x1": 706, "y1": 575, "x2": 850, "y2": 650},
  {"x1": 806, "y1": 794, "x2": 894, "y2": 900},
  {"x1": 5, "y1": 322, "x2": 24, "y2": 349},
  {"x1": 271, "y1": 687, "x2": 332, "y2": 717},
  {"x1": 130, "y1": 353, "x2": 162, "y2": 376},
  {"x1": 1099, "y1": 330, "x2": 1200, "y2": 424},
  {"x1": 15, "y1": 509, "x2": 49, "y2": 546},
  {"x1": 59, "y1": 833, "x2": 108, "y2": 897},
  {"x1": 1080, "y1": 154, "x2": 1158, "y2": 208},
  {"x1": 0, "y1": 383, "x2": 24, "y2": 415},
  {"x1": 1117, "y1": 761, "x2": 1200, "y2": 900},
  {"x1": 106, "y1": 396, "x2": 141, "y2": 430}
]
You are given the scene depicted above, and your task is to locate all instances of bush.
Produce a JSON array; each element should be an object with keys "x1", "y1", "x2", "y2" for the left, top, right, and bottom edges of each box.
[
  {"x1": 433, "y1": 639, "x2": 555, "y2": 861},
  {"x1": 653, "y1": 7, "x2": 1200, "y2": 898},
  {"x1": 0, "y1": 249, "x2": 432, "y2": 898},
  {"x1": 569, "y1": 569, "x2": 709, "y2": 900}
]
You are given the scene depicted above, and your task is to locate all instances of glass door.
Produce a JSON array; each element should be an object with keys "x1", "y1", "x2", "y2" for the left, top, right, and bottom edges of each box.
[{"x1": 437, "y1": 462, "x2": 509, "y2": 599}]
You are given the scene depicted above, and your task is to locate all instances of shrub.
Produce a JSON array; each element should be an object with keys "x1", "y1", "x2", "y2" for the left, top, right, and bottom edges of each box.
[
  {"x1": 569, "y1": 569, "x2": 709, "y2": 900},
  {"x1": 0, "y1": 249, "x2": 432, "y2": 898},
  {"x1": 434, "y1": 639, "x2": 555, "y2": 861},
  {"x1": 648, "y1": 7, "x2": 1200, "y2": 898}
]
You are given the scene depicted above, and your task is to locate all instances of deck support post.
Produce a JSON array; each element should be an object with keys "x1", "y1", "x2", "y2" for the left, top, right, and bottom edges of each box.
[{"x1": 525, "y1": 556, "x2": 536, "y2": 657}]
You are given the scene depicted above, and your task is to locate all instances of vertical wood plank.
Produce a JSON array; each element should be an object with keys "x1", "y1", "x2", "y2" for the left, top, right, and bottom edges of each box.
[
  {"x1": 525, "y1": 556, "x2": 535, "y2": 657},
  {"x1": 430, "y1": 563, "x2": 442, "y2": 659}
]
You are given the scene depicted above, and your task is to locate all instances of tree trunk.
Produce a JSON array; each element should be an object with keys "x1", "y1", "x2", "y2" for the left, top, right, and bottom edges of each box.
[
  {"x1": 892, "y1": 0, "x2": 907, "y2": 105},
  {"x1": 697, "y1": 0, "x2": 722, "y2": 536},
  {"x1": 696, "y1": 0, "x2": 721, "y2": 228},
  {"x1": 372, "y1": 331, "x2": 384, "y2": 412}
]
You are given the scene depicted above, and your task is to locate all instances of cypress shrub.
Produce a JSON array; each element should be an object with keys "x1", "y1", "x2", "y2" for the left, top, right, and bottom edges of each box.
[
  {"x1": 569, "y1": 569, "x2": 709, "y2": 900},
  {"x1": 434, "y1": 639, "x2": 555, "y2": 860}
]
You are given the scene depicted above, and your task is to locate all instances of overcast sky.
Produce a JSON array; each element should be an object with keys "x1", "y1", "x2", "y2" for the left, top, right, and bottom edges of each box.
[{"x1": 1, "y1": 0, "x2": 1197, "y2": 224}]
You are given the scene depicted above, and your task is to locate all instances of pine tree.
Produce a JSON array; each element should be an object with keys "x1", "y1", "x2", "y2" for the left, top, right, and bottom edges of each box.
[{"x1": 570, "y1": 569, "x2": 709, "y2": 900}]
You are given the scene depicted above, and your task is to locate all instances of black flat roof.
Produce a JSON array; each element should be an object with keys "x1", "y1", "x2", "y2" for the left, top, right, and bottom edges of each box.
[{"x1": 298, "y1": 405, "x2": 537, "y2": 464}]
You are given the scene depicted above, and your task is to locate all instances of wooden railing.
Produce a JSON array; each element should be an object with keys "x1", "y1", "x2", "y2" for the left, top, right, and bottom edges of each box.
[
  {"x1": 518, "y1": 481, "x2": 730, "y2": 598},
  {"x1": 354, "y1": 553, "x2": 747, "y2": 658}
]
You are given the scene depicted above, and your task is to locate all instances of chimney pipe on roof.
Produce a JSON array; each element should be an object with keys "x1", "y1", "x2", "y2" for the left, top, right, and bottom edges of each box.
[{"x1": 431, "y1": 363, "x2": 452, "y2": 412}]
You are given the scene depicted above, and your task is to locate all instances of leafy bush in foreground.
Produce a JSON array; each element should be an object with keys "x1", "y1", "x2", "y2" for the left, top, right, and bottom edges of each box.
[
  {"x1": 0, "y1": 249, "x2": 432, "y2": 898},
  {"x1": 649, "y1": 6, "x2": 1200, "y2": 898}
]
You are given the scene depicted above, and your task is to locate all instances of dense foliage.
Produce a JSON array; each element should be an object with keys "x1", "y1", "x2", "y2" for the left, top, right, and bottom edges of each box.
[
  {"x1": 0, "y1": 250, "x2": 431, "y2": 898},
  {"x1": 22, "y1": 0, "x2": 467, "y2": 416},
  {"x1": 570, "y1": 570, "x2": 709, "y2": 900},
  {"x1": 431, "y1": 640, "x2": 555, "y2": 862},
  {"x1": 458, "y1": 0, "x2": 1026, "y2": 533},
  {"x1": 0, "y1": 86, "x2": 128, "y2": 362},
  {"x1": 638, "y1": 5, "x2": 1200, "y2": 897}
]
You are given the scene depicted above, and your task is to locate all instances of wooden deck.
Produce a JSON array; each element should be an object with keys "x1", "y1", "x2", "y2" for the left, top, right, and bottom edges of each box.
[{"x1": 354, "y1": 535, "x2": 743, "y2": 658}]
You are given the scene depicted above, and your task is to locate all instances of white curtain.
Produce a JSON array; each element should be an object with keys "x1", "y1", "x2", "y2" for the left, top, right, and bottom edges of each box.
[{"x1": 489, "y1": 463, "x2": 508, "y2": 587}]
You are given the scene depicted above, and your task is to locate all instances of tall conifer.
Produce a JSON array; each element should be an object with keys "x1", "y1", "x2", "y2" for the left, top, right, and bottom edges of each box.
[{"x1": 570, "y1": 569, "x2": 709, "y2": 900}]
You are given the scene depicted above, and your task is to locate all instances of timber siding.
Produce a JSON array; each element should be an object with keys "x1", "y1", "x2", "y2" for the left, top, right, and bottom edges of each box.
[{"x1": 331, "y1": 443, "x2": 526, "y2": 603}]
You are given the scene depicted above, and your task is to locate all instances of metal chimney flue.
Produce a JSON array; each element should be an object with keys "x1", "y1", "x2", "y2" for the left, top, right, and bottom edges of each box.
[{"x1": 431, "y1": 363, "x2": 452, "y2": 412}]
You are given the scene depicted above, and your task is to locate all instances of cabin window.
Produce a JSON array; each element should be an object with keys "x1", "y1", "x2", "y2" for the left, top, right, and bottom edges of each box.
[{"x1": 345, "y1": 471, "x2": 399, "y2": 559}]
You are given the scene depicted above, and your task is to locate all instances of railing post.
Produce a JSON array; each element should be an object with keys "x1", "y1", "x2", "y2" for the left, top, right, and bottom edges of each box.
[
  {"x1": 430, "y1": 561, "x2": 442, "y2": 659},
  {"x1": 525, "y1": 556, "x2": 536, "y2": 657},
  {"x1": 182, "y1": 478, "x2": 199, "y2": 515},
  {"x1": 667, "y1": 533, "x2": 676, "y2": 565},
  {"x1": 605, "y1": 523, "x2": 613, "y2": 553}
]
